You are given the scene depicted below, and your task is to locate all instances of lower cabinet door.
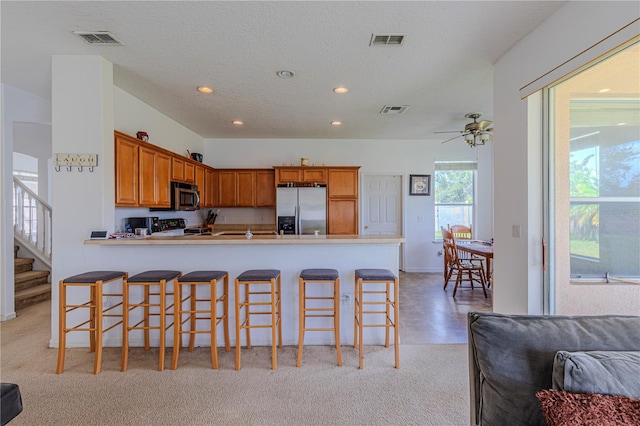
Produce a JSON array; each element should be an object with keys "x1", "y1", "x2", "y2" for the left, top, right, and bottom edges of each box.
[{"x1": 328, "y1": 198, "x2": 358, "y2": 234}]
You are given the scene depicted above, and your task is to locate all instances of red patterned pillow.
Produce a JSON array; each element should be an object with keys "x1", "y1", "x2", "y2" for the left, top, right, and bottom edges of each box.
[{"x1": 536, "y1": 389, "x2": 640, "y2": 426}]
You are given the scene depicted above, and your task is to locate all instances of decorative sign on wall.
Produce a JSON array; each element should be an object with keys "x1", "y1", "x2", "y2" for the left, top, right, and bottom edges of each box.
[
  {"x1": 54, "y1": 153, "x2": 98, "y2": 172},
  {"x1": 409, "y1": 174, "x2": 431, "y2": 196}
]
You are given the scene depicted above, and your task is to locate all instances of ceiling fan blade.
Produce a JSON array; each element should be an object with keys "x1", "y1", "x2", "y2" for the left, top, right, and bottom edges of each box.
[
  {"x1": 433, "y1": 130, "x2": 463, "y2": 134},
  {"x1": 440, "y1": 134, "x2": 464, "y2": 144},
  {"x1": 478, "y1": 120, "x2": 493, "y2": 130}
]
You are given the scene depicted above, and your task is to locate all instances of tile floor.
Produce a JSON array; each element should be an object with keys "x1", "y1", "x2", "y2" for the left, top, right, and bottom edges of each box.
[{"x1": 398, "y1": 271, "x2": 493, "y2": 344}]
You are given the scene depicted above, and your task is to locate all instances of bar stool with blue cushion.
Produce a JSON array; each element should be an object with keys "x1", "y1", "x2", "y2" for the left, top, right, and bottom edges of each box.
[
  {"x1": 354, "y1": 268, "x2": 399, "y2": 369},
  {"x1": 57, "y1": 270, "x2": 127, "y2": 374},
  {"x1": 121, "y1": 270, "x2": 181, "y2": 371},
  {"x1": 171, "y1": 270, "x2": 230, "y2": 370},
  {"x1": 297, "y1": 268, "x2": 342, "y2": 367},
  {"x1": 235, "y1": 269, "x2": 282, "y2": 370}
]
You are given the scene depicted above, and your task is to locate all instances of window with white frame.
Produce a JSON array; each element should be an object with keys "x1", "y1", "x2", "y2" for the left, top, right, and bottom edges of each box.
[
  {"x1": 434, "y1": 161, "x2": 476, "y2": 238},
  {"x1": 547, "y1": 39, "x2": 639, "y2": 281}
]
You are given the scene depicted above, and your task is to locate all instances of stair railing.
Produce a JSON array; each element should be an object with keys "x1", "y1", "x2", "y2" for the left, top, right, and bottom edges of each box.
[{"x1": 13, "y1": 177, "x2": 52, "y2": 267}]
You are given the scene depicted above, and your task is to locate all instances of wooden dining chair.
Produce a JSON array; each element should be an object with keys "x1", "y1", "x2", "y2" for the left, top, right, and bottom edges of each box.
[
  {"x1": 441, "y1": 226, "x2": 455, "y2": 285},
  {"x1": 449, "y1": 224, "x2": 473, "y2": 240},
  {"x1": 443, "y1": 238, "x2": 487, "y2": 298}
]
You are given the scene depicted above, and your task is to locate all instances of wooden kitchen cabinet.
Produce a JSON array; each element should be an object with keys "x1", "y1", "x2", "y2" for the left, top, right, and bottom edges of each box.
[
  {"x1": 328, "y1": 168, "x2": 359, "y2": 198},
  {"x1": 236, "y1": 171, "x2": 255, "y2": 207},
  {"x1": 256, "y1": 170, "x2": 276, "y2": 207},
  {"x1": 217, "y1": 170, "x2": 237, "y2": 207},
  {"x1": 215, "y1": 169, "x2": 275, "y2": 207},
  {"x1": 204, "y1": 168, "x2": 216, "y2": 208},
  {"x1": 195, "y1": 165, "x2": 205, "y2": 196},
  {"x1": 274, "y1": 167, "x2": 327, "y2": 185},
  {"x1": 327, "y1": 167, "x2": 360, "y2": 234},
  {"x1": 171, "y1": 156, "x2": 185, "y2": 182},
  {"x1": 139, "y1": 145, "x2": 171, "y2": 207},
  {"x1": 115, "y1": 134, "x2": 139, "y2": 206},
  {"x1": 328, "y1": 199, "x2": 358, "y2": 234},
  {"x1": 184, "y1": 162, "x2": 196, "y2": 183}
]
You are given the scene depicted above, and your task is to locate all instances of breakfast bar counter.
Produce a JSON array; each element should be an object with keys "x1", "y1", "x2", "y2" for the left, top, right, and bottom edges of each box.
[
  {"x1": 77, "y1": 234, "x2": 405, "y2": 349},
  {"x1": 84, "y1": 234, "x2": 404, "y2": 245}
]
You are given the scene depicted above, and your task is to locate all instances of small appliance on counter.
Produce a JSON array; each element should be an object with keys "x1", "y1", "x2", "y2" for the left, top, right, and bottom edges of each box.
[
  {"x1": 183, "y1": 227, "x2": 212, "y2": 235},
  {"x1": 125, "y1": 217, "x2": 160, "y2": 235},
  {"x1": 158, "y1": 218, "x2": 186, "y2": 231}
]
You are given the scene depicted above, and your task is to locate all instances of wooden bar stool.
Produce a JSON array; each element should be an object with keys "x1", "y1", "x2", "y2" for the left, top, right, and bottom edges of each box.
[
  {"x1": 171, "y1": 270, "x2": 230, "y2": 370},
  {"x1": 56, "y1": 270, "x2": 127, "y2": 374},
  {"x1": 297, "y1": 268, "x2": 342, "y2": 367},
  {"x1": 121, "y1": 270, "x2": 181, "y2": 371},
  {"x1": 234, "y1": 269, "x2": 282, "y2": 370},
  {"x1": 354, "y1": 269, "x2": 399, "y2": 369}
]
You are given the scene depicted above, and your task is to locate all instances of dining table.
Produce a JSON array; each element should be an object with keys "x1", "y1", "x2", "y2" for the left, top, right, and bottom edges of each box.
[{"x1": 456, "y1": 241, "x2": 493, "y2": 282}]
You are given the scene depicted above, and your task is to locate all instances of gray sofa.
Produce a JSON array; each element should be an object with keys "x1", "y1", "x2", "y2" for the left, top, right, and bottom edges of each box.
[{"x1": 467, "y1": 312, "x2": 640, "y2": 426}]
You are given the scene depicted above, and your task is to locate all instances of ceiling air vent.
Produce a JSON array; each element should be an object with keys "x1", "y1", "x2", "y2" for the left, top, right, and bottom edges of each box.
[
  {"x1": 370, "y1": 34, "x2": 405, "y2": 46},
  {"x1": 380, "y1": 105, "x2": 409, "y2": 115},
  {"x1": 73, "y1": 31, "x2": 123, "y2": 45}
]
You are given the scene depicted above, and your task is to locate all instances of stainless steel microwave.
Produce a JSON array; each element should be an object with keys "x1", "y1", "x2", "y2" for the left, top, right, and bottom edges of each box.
[{"x1": 151, "y1": 182, "x2": 200, "y2": 211}]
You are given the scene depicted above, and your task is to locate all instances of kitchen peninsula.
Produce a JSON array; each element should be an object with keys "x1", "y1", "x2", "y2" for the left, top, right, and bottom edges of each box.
[{"x1": 83, "y1": 233, "x2": 404, "y2": 348}]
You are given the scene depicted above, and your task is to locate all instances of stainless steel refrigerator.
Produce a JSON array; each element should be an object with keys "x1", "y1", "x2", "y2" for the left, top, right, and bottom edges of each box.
[{"x1": 276, "y1": 186, "x2": 327, "y2": 235}]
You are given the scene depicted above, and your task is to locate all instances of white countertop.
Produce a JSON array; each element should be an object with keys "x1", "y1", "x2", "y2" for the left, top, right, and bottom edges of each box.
[{"x1": 84, "y1": 234, "x2": 405, "y2": 245}]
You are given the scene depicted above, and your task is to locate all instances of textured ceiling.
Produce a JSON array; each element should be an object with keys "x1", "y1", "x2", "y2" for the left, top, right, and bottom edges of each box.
[{"x1": 1, "y1": 1, "x2": 565, "y2": 140}]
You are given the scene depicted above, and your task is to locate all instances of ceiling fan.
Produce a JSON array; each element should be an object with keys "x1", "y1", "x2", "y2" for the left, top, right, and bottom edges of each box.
[{"x1": 435, "y1": 112, "x2": 493, "y2": 147}]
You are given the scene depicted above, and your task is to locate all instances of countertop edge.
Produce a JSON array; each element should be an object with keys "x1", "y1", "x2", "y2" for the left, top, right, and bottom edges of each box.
[{"x1": 84, "y1": 235, "x2": 405, "y2": 245}]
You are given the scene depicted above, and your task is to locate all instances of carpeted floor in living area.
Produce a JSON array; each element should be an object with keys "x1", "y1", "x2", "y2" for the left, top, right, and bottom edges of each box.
[{"x1": 1, "y1": 272, "x2": 488, "y2": 425}]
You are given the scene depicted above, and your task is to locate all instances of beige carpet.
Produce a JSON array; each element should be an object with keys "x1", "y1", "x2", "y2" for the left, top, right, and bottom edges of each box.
[{"x1": 1, "y1": 302, "x2": 470, "y2": 425}]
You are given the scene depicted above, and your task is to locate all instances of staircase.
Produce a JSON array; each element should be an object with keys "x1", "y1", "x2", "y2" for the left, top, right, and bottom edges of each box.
[{"x1": 14, "y1": 245, "x2": 51, "y2": 310}]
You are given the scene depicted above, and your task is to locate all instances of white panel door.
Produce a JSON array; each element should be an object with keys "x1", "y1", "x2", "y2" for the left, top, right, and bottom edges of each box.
[{"x1": 361, "y1": 175, "x2": 402, "y2": 235}]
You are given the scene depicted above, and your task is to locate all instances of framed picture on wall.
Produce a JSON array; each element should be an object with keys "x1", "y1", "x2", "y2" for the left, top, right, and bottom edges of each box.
[{"x1": 409, "y1": 174, "x2": 431, "y2": 196}]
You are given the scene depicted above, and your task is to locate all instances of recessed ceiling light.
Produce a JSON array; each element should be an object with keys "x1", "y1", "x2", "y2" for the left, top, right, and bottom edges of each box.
[
  {"x1": 331, "y1": 121, "x2": 342, "y2": 126},
  {"x1": 197, "y1": 86, "x2": 213, "y2": 94},
  {"x1": 276, "y1": 70, "x2": 295, "y2": 79},
  {"x1": 617, "y1": 122, "x2": 627, "y2": 126},
  {"x1": 333, "y1": 87, "x2": 349, "y2": 94},
  {"x1": 598, "y1": 88, "x2": 611, "y2": 93},
  {"x1": 232, "y1": 120, "x2": 244, "y2": 126}
]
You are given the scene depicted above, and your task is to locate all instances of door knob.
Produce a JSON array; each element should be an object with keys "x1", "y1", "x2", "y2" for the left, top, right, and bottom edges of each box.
[{"x1": 364, "y1": 225, "x2": 369, "y2": 229}]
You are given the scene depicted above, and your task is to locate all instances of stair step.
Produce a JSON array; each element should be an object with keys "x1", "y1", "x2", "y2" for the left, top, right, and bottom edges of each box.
[
  {"x1": 15, "y1": 270, "x2": 50, "y2": 292},
  {"x1": 14, "y1": 257, "x2": 35, "y2": 274},
  {"x1": 15, "y1": 283, "x2": 51, "y2": 311}
]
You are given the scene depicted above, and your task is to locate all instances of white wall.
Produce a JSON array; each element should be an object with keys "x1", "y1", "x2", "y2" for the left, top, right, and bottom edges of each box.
[
  {"x1": 114, "y1": 87, "x2": 203, "y2": 156},
  {"x1": 492, "y1": 1, "x2": 639, "y2": 314},
  {"x1": 0, "y1": 84, "x2": 51, "y2": 321},
  {"x1": 204, "y1": 138, "x2": 494, "y2": 272}
]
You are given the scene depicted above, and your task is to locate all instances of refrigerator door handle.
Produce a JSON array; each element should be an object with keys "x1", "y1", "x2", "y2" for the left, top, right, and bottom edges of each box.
[{"x1": 296, "y1": 205, "x2": 301, "y2": 235}]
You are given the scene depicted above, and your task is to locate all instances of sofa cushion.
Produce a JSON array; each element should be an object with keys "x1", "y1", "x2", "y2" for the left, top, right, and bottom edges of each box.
[
  {"x1": 553, "y1": 351, "x2": 640, "y2": 398},
  {"x1": 536, "y1": 389, "x2": 640, "y2": 426},
  {"x1": 1, "y1": 383, "x2": 23, "y2": 425},
  {"x1": 468, "y1": 313, "x2": 640, "y2": 426}
]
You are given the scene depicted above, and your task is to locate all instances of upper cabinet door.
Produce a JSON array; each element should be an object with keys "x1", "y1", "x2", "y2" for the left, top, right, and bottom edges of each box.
[
  {"x1": 217, "y1": 170, "x2": 237, "y2": 207},
  {"x1": 184, "y1": 162, "x2": 196, "y2": 183},
  {"x1": 256, "y1": 170, "x2": 276, "y2": 207},
  {"x1": 115, "y1": 135, "x2": 139, "y2": 206},
  {"x1": 172, "y1": 156, "x2": 185, "y2": 182},
  {"x1": 236, "y1": 171, "x2": 256, "y2": 207},
  {"x1": 328, "y1": 168, "x2": 359, "y2": 198},
  {"x1": 155, "y1": 152, "x2": 172, "y2": 207}
]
